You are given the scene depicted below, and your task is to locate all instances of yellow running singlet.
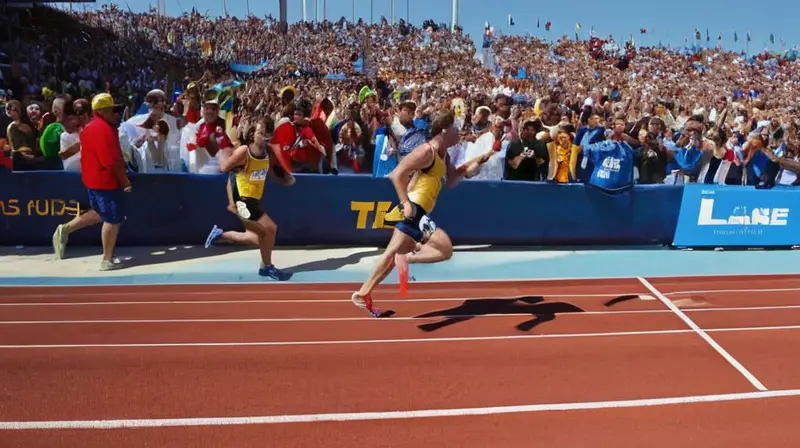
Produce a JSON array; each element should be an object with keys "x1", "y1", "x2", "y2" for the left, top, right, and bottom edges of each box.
[
  {"x1": 407, "y1": 148, "x2": 447, "y2": 214},
  {"x1": 233, "y1": 145, "x2": 270, "y2": 200}
]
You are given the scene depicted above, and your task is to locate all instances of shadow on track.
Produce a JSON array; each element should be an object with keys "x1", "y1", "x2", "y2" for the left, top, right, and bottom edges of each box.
[
  {"x1": 413, "y1": 296, "x2": 585, "y2": 333},
  {"x1": 287, "y1": 249, "x2": 385, "y2": 273}
]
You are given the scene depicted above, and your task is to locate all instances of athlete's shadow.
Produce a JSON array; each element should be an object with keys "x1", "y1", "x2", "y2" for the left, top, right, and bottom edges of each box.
[
  {"x1": 414, "y1": 296, "x2": 584, "y2": 333},
  {"x1": 287, "y1": 249, "x2": 384, "y2": 273}
]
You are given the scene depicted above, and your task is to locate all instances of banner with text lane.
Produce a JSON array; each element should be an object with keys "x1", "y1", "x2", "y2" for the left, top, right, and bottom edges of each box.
[{"x1": 673, "y1": 184, "x2": 800, "y2": 247}]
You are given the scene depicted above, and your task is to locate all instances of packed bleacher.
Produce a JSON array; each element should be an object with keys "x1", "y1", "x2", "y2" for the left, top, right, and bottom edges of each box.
[{"x1": 2, "y1": 5, "x2": 799, "y2": 189}]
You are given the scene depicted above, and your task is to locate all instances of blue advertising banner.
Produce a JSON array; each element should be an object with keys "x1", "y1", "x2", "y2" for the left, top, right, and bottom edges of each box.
[
  {"x1": 0, "y1": 171, "x2": 683, "y2": 247},
  {"x1": 673, "y1": 184, "x2": 800, "y2": 247}
]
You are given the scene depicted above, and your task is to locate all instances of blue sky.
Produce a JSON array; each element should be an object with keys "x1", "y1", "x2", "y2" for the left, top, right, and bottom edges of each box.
[{"x1": 55, "y1": 0, "x2": 797, "y2": 54}]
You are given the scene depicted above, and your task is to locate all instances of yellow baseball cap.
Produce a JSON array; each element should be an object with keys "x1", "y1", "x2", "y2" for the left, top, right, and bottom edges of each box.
[
  {"x1": 279, "y1": 86, "x2": 297, "y2": 99},
  {"x1": 91, "y1": 93, "x2": 123, "y2": 111}
]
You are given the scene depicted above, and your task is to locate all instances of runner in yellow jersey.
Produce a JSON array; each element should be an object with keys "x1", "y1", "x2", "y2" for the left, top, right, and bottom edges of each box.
[
  {"x1": 204, "y1": 118, "x2": 294, "y2": 281},
  {"x1": 352, "y1": 110, "x2": 491, "y2": 315}
]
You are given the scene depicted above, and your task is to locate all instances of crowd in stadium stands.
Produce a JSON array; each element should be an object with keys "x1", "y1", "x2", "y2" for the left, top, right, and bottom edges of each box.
[{"x1": 1, "y1": 5, "x2": 799, "y2": 188}]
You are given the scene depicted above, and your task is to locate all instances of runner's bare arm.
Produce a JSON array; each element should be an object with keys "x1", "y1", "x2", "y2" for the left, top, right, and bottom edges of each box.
[
  {"x1": 448, "y1": 152, "x2": 488, "y2": 187},
  {"x1": 388, "y1": 143, "x2": 434, "y2": 205},
  {"x1": 219, "y1": 145, "x2": 247, "y2": 173}
]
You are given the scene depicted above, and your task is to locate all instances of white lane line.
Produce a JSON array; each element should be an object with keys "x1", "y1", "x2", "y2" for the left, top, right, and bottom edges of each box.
[
  {"x1": 0, "y1": 329, "x2": 697, "y2": 348},
  {"x1": 686, "y1": 304, "x2": 800, "y2": 313},
  {"x1": 3, "y1": 286, "x2": 799, "y2": 305},
  {"x1": 2, "y1": 272, "x2": 799, "y2": 288},
  {"x1": 5, "y1": 303, "x2": 800, "y2": 325},
  {"x1": 0, "y1": 309, "x2": 668, "y2": 325},
  {"x1": 4, "y1": 388, "x2": 800, "y2": 429},
  {"x1": 3, "y1": 324, "x2": 800, "y2": 349},
  {"x1": 667, "y1": 287, "x2": 800, "y2": 296},
  {"x1": 0, "y1": 293, "x2": 646, "y2": 307},
  {"x1": 0, "y1": 289, "x2": 641, "y2": 299},
  {"x1": 637, "y1": 277, "x2": 768, "y2": 392}
]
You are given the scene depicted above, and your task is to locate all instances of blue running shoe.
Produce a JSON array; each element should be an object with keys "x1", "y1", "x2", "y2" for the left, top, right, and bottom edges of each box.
[
  {"x1": 259, "y1": 264, "x2": 293, "y2": 281},
  {"x1": 204, "y1": 225, "x2": 223, "y2": 248}
]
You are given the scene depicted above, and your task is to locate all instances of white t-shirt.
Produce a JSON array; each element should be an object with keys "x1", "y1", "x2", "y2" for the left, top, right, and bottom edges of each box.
[{"x1": 60, "y1": 132, "x2": 81, "y2": 172}]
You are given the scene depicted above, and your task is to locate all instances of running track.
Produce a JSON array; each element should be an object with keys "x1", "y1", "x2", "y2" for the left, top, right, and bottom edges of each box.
[{"x1": 3, "y1": 274, "x2": 800, "y2": 446}]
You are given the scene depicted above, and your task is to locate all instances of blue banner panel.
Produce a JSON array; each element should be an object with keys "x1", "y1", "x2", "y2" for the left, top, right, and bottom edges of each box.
[
  {"x1": 0, "y1": 171, "x2": 683, "y2": 247},
  {"x1": 673, "y1": 184, "x2": 800, "y2": 247}
]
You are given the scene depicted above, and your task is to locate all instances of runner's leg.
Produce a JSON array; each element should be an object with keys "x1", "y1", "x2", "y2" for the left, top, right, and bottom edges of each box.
[
  {"x1": 356, "y1": 228, "x2": 417, "y2": 297},
  {"x1": 252, "y1": 213, "x2": 277, "y2": 267},
  {"x1": 406, "y1": 227, "x2": 453, "y2": 264},
  {"x1": 239, "y1": 212, "x2": 291, "y2": 281},
  {"x1": 218, "y1": 229, "x2": 260, "y2": 245}
]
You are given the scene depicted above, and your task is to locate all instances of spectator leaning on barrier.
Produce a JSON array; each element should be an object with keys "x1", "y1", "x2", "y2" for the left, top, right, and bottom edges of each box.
[
  {"x1": 505, "y1": 119, "x2": 548, "y2": 182},
  {"x1": 5, "y1": 99, "x2": 44, "y2": 171},
  {"x1": 59, "y1": 98, "x2": 90, "y2": 172},
  {"x1": 395, "y1": 93, "x2": 427, "y2": 161},
  {"x1": 580, "y1": 117, "x2": 636, "y2": 191},
  {"x1": 196, "y1": 97, "x2": 234, "y2": 173},
  {"x1": 38, "y1": 95, "x2": 68, "y2": 170},
  {"x1": 764, "y1": 140, "x2": 800, "y2": 185},
  {"x1": 52, "y1": 93, "x2": 131, "y2": 271},
  {"x1": 663, "y1": 117, "x2": 706, "y2": 184}
]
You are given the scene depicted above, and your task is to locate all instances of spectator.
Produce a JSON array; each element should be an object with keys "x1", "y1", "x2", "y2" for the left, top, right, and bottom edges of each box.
[
  {"x1": 547, "y1": 128, "x2": 580, "y2": 183},
  {"x1": 38, "y1": 95, "x2": 69, "y2": 170},
  {"x1": 394, "y1": 93, "x2": 427, "y2": 162},
  {"x1": 52, "y1": 93, "x2": 131, "y2": 271},
  {"x1": 4, "y1": 5, "x2": 800, "y2": 189},
  {"x1": 505, "y1": 119, "x2": 547, "y2": 181},
  {"x1": 5, "y1": 99, "x2": 43, "y2": 171},
  {"x1": 59, "y1": 98, "x2": 90, "y2": 171},
  {"x1": 581, "y1": 118, "x2": 636, "y2": 191},
  {"x1": 195, "y1": 97, "x2": 234, "y2": 174}
]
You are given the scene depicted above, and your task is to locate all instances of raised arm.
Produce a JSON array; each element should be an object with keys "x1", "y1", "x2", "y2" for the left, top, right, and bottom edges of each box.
[{"x1": 220, "y1": 145, "x2": 248, "y2": 173}]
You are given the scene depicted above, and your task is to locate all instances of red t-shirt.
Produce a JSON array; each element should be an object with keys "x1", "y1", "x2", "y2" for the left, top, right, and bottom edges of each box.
[
  {"x1": 196, "y1": 118, "x2": 233, "y2": 157},
  {"x1": 80, "y1": 117, "x2": 127, "y2": 190},
  {"x1": 270, "y1": 122, "x2": 320, "y2": 172}
]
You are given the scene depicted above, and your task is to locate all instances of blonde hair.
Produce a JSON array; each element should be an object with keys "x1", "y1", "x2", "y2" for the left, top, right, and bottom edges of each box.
[{"x1": 429, "y1": 110, "x2": 455, "y2": 138}]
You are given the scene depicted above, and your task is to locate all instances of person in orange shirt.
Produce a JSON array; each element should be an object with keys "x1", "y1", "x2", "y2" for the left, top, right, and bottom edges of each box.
[{"x1": 548, "y1": 129, "x2": 580, "y2": 183}]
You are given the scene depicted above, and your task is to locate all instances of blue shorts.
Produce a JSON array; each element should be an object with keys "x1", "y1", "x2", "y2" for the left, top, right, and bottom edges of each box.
[
  {"x1": 386, "y1": 202, "x2": 438, "y2": 243},
  {"x1": 86, "y1": 188, "x2": 126, "y2": 224}
]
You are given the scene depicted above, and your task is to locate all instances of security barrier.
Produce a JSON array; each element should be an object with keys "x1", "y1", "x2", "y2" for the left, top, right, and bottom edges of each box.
[{"x1": 0, "y1": 171, "x2": 686, "y2": 247}]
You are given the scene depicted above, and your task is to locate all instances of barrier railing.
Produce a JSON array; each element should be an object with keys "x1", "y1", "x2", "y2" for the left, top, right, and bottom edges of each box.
[{"x1": 1, "y1": 171, "x2": 687, "y2": 247}]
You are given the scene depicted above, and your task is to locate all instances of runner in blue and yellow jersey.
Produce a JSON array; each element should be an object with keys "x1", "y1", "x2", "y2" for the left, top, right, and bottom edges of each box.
[
  {"x1": 352, "y1": 110, "x2": 491, "y2": 315},
  {"x1": 204, "y1": 118, "x2": 294, "y2": 281}
]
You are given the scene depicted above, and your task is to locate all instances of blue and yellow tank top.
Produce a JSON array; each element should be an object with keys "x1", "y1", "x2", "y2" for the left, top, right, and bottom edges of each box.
[
  {"x1": 232, "y1": 145, "x2": 269, "y2": 200},
  {"x1": 408, "y1": 147, "x2": 447, "y2": 214},
  {"x1": 385, "y1": 146, "x2": 447, "y2": 225}
]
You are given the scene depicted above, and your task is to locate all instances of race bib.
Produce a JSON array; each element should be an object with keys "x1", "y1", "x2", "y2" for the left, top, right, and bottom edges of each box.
[
  {"x1": 235, "y1": 200, "x2": 251, "y2": 219},
  {"x1": 249, "y1": 168, "x2": 267, "y2": 181},
  {"x1": 418, "y1": 215, "x2": 437, "y2": 240}
]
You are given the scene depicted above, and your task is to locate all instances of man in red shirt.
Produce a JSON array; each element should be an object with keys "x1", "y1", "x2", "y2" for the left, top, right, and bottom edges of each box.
[
  {"x1": 194, "y1": 98, "x2": 234, "y2": 173},
  {"x1": 270, "y1": 98, "x2": 322, "y2": 173},
  {"x1": 52, "y1": 93, "x2": 131, "y2": 271}
]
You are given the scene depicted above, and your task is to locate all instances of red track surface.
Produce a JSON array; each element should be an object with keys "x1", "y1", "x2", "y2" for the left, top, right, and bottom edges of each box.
[{"x1": 2, "y1": 274, "x2": 800, "y2": 446}]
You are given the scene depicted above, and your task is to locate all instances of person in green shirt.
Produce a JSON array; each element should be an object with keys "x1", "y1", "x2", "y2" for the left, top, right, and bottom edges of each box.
[{"x1": 39, "y1": 96, "x2": 70, "y2": 170}]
